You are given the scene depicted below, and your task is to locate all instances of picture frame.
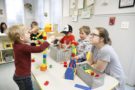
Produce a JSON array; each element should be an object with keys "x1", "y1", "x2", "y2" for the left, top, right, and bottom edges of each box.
[{"x1": 119, "y1": 0, "x2": 135, "y2": 8}]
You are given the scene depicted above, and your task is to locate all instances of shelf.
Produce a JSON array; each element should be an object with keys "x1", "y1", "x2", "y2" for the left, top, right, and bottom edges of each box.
[
  {"x1": 0, "y1": 60, "x2": 14, "y2": 65},
  {"x1": 0, "y1": 34, "x2": 14, "y2": 65},
  {"x1": 0, "y1": 48, "x2": 13, "y2": 51},
  {"x1": 0, "y1": 33, "x2": 7, "y2": 37}
]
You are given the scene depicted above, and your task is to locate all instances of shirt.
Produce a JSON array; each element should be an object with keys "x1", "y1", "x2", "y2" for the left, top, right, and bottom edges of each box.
[
  {"x1": 77, "y1": 38, "x2": 92, "y2": 59},
  {"x1": 13, "y1": 41, "x2": 49, "y2": 76},
  {"x1": 60, "y1": 35, "x2": 75, "y2": 45},
  {"x1": 92, "y1": 45, "x2": 125, "y2": 90}
]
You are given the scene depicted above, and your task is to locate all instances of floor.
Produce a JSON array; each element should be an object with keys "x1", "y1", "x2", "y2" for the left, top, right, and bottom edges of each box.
[{"x1": 0, "y1": 62, "x2": 134, "y2": 90}]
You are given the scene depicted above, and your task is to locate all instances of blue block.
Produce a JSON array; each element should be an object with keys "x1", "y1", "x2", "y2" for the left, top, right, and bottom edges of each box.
[
  {"x1": 43, "y1": 55, "x2": 47, "y2": 58},
  {"x1": 74, "y1": 84, "x2": 91, "y2": 90},
  {"x1": 65, "y1": 67, "x2": 74, "y2": 80},
  {"x1": 69, "y1": 59, "x2": 76, "y2": 68}
]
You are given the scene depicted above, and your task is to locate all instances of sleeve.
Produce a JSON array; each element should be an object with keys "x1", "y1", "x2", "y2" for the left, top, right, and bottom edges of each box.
[
  {"x1": 78, "y1": 41, "x2": 92, "y2": 59},
  {"x1": 71, "y1": 35, "x2": 75, "y2": 42},
  {"x1": 98, "y1": 49, "x2": 110, "y2": 62},
  {"x1": 60, "y1": 36, "x2": 65, "y2": 44},
  {"x1": 22, "y1": 42, "x2": 50, "y2": 53}
]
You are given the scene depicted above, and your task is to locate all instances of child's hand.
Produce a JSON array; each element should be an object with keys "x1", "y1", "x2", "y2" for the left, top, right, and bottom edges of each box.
[
  {"x1": 47, "y1": 36, "x2": 55, "y2": 45},
  {"x1": 72, "y1": 56, "x2": 78, "y2": 60}
]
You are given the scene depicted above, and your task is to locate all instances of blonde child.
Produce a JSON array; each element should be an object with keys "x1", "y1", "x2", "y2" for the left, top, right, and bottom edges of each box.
[
  {"x1": 7, "y1": 25, "x2": 50, "y2": 90},
  {"x1": 73, "y1": 26, "x2": 92, "y2": 62}
]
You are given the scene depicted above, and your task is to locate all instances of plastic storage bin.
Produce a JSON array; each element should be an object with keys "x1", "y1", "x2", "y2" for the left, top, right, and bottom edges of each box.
[
  {"x1": 76, "y1": 63, "x2": 105, "y2": 89},
  {"x1": 49, "y1": 46, "x2": 71, "y2": 62}
]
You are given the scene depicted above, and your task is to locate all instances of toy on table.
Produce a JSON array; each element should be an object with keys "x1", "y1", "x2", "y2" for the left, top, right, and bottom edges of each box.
[
  {"x1": 44, "y1": 80, "x2": 49, "y2": 86},
  {"x1": 64, "y1": 59, "x2": 76, "y2": 80},
  {"x1": 71, "y1": 41, "x2": 78, "y2": 57},
  {"x1": 64, "y1": 41, "x2": 78, "y2": 80},
  {"x1": 83, "y1": 66, "x2": 100, "y2": 78},
  {"x1": 63, "y1": 61, "x2": 67, "y2": 68},
  {"x1": 86, "y1": 51, "x2": 91, "y2": 61},
  {"x1": 35, "y1": 24, "x2": 52, "y2": 71},
  {"x1": 74, "y1": 84, "x2": 91, "y2": 90}
]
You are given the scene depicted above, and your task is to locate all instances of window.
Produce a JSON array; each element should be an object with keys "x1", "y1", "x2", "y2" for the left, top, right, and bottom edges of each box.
[{"x1": 5, "y1": 0, "x2": 24, "y2": 26}]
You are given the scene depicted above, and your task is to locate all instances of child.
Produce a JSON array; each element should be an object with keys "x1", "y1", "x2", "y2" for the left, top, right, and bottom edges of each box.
[
  {"x1": 0, "y1": 22, "x2": 7, "y2": 33},
  {"x1": 60, "y1": 25, "x2": 75, "y2": 49},
  {"x1": 72, "y1": 26, "x2": 91, "y2": 62},
  {"x1": 7, "y1": 25, "x2": 50, "y2": 90},
  {"x1": 30, "y1": 21, "x2": 43, "y2": 46}
]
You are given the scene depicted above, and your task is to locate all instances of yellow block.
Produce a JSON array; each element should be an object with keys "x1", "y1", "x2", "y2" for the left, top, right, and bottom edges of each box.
[
  {"x1": 40, "y1": 64, "x2": 47, "y2": 71},
  {"x1": 85, "y1": 69, "x2": 92, "y2": 74},
  {"x1": 86, "y1": 52, "x2": 91, "y2": 61}
]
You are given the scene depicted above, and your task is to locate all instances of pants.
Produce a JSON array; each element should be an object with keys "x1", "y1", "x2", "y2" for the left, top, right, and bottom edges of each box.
[
  {"x1": 78, "y1": 58, "x2": 86, "y2": 62},
  {"x1": 13, "y1": 75, "x2": 34, "y2": 90}
]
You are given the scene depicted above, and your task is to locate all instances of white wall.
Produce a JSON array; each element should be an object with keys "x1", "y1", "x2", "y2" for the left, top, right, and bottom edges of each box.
[
  {"x1": 95, "y1": 0, "x2": 135, "y2": 15},
  {"x1": 0, "y1": 0, "x2": 6, "y2": 23},
  {"x1": 62, "y1": 0, "x2": 135, "y2": 86}
]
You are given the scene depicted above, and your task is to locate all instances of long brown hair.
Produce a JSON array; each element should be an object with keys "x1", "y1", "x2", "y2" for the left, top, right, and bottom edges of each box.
[{"x1": 96, "y1": 27, "x2": 112, "y2": 45}]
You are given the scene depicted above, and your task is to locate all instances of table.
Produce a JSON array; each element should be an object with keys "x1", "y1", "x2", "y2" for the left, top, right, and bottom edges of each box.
[{"x1": 32, "y1": 53, "x2": 119, "y2": 90}]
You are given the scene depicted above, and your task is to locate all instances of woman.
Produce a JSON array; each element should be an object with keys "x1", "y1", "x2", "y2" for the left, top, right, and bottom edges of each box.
[{"x1": 89, "y1": 27, "x2": 125, "y2": 90}]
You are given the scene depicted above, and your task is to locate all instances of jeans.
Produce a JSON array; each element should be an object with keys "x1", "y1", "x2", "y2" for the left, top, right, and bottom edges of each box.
[
  {"x1": 78, "y1": 58, "x2": 86, "y2": 62},
  {"x1": 13, "y1": 75, "x2": 34, "y2": 90}
]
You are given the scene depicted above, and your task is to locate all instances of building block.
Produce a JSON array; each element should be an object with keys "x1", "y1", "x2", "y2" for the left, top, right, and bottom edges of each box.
[
  {"x1": 65, "y1": 67, "x2": 74, "y2": 80},
  {"x1": 40, "y1": 64, "x2": 47, "y2": 71},
  {"x1": 31, "y1": 58, "x2": 35, "y2": 62},
  {"x1": 74, "y1": 84, "x2": 91, "y2": 90},
  {"x1": 64, "y1": 61, "x2": 67, "y2": 67},
  {"x1": 44, "y1": 81, "x2": 49, "y2": 86},
  {"x1": 69, "y1": 59, "x2": 76, "y2": 68}
]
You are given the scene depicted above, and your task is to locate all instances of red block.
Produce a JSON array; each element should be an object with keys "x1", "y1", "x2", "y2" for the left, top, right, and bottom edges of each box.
[
  {"x1": 44, "y1": 81, "x2": 49, "y2": 86},
  {"x1": 31, "y1": 59, "x2": 35, "y2": 62},
  {"x1": 71, "y1": 53, "x2": 75, "y2": 57}
]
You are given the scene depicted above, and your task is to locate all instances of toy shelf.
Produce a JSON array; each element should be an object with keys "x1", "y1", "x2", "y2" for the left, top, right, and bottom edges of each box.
[{"x1": 0, "y1": 34, "x2": 14, "y2": 64}]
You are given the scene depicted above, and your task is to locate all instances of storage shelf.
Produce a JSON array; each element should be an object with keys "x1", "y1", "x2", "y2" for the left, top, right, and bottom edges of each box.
[
  {"x1": 0, "y1": 48, "x2": 13, "y2": 51},
  {"x1": 0, "y1": 60, "x2": 14, "y2": 65}
]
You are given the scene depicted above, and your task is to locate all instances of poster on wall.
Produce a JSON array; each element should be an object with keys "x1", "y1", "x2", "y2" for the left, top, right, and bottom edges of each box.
[
  {"x1": 87, "y1": 0, "x2": 95, "y2": 6},
  {"x1": 119, "y1": 0, "x2": 135, "y2": 8},
  {"x1": 109, "y1": 17, "x2": 116, "y2": 25},
  {"x1": 78, "y1": 0, "x2": 84, "y2": 9},
  {"x1": 72, "y1": 15, "x2": 78, "y2": 22},
  {"x1": 70, "y1": 0, "x2": 76, "y2": 9},
  {"x1": 81, "y1": 10, "x2": 91, "y2": 19}
]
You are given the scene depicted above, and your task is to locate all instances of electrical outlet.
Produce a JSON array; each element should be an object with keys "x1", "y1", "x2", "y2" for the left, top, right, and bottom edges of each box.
[{"x1": 121, "y1": 21, "x2": 129, "y2": 29}]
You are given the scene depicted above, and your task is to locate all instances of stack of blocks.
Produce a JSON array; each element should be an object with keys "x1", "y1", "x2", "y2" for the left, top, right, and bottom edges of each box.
[
  {"x1": 40, "y1": 49, "x2": 47, "y2": 71},
  {"x1": 65, "y1": 60, "x2": 76, "y2": 80},
  {"x1": 64, "y1": 41, "x2": 78, "y2": 80},
  {"x1": 37, "y1": 30, "x2": 48, "y2": 71}
]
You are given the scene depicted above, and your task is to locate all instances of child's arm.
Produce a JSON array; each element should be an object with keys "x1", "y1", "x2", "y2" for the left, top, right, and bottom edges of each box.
[
  {"x1": 77, "y1": 42, "x2": 92, "y2": 59},
  {"x1": 22, "y1": 41, "x2": 50, "y2": 53}
]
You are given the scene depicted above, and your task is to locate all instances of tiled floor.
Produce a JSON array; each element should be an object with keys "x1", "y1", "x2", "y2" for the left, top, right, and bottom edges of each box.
[{"x1": 0, "y1": 62, "x2": 134, "y2": 90}]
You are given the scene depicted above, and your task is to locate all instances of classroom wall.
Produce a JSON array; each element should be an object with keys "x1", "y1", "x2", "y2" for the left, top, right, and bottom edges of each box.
[
  {"x1": 61, "y1": 0, "x2": 135, "y2": 86},
  {"x1": 0, "y1": 0, "x2": 6, "y2": 23}
]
